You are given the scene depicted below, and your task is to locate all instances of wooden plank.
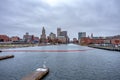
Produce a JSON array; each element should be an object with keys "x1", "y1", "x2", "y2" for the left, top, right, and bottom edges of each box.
[{"x1": 0, "y1": 55, "x2": 14, "y2": 60}]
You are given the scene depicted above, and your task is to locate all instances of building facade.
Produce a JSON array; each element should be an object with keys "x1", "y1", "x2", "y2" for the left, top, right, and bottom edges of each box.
[
  {"x1": 57, "y1": 28, "x2": 61, "y2": 37},
  {"x1": 49, "y1": 32, "x2": 56, "y2": 40},
  {"x1": 11, "y1": 36, "x2": 20, "y2": 42},
  {"x1": 23, "y1": 32, "x2": 34, "y2": 43},
  {"x1": 33, "y1": 37, "x2": 39, "y2": 43},
  {"x1": 78, "y1": 32, "x2": 86, "y2": 40},
  {"x1": 57, "y1": 28, "x2": 69, "y2": 43},
  {"x1": 57, "y1": 36, "x2": 66, "y2": 43},
  {"x1": 73, "y1": 38, "x2": 78, "y2": 43},
  {"x1": 78, "y1": 32, "x2": 86, "y2": 44},
  {"x1": 60, "y1": 31, "x2": 67, "y2": 37},
  {"x1": 0, "y1": 35, "x2": 9, "y2": 42},
  {"x1": 111, "y1": 39, "x2": 120, "y2": 45}
]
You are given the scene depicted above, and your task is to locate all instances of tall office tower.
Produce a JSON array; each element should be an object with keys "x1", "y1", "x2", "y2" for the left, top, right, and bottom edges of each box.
[
  {"x1": 91, "y1": 33, "x2": 93, "y2": 39},
  {"x1": 57, "y1": 28, "x2": 61, "y2": 37},
  {"x1": 23, "y1": 32, "x2": 29, "y2": 42},
  {"x1": 60, "y1": 31, "x2": 67, "y2": 37},
  {"x1": 40, "y1": 27, "x2": 46, "y2": 43},
  {"x1": 78, "y1": 32, "x2": 86, "y2": 40},
  {"x1": 57, "y1": 27, "x2": 69, "y2": 43}
]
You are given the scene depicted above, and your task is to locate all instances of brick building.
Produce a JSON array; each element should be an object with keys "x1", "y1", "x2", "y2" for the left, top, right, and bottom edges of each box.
[
  {"x1": 79, "y1": 37, "x2": 105, "y2": 45},
  {"x1": 0, "y1": 35, "x2": 9, "y2": 42},
  {"x1": 73, "y1": 38, "x2": 78, "y2": 43},
  {"x1": 23, "y1": 32, "x2": 34, "y2": 43},
  {"x1": 111, "y1": 39, "x2": 120, "y2": 45},
  {"x1": 10, "y1": 36, "x2": 20, "y2": 42},
  {"x1": 80, "y1": 37, "x2": 91, "y2": 45}
]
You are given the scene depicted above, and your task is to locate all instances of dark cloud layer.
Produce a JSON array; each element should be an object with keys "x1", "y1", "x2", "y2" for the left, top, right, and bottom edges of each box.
[{"x1": 0, "y1": 0, "x2": 120, "y2": 39}]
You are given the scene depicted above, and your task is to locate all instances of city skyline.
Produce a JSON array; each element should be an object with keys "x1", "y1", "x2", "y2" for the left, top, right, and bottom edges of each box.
[{"x1": 0, "y1": 0, "x2": 120, "y2": 39}]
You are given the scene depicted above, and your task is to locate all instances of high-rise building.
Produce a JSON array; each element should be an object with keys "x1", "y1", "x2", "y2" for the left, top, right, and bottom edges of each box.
[
  {"x1": 91, "y1": 33, "x2": 93, "y2": 39},
  {"x1": 57, "y1": 28, "x2": 69, "y2": 43},
  {"x1": 40, "y1": 27, "x2": 46, "y2": 43},
  {"x1": 60, "y1": 31, "x2": 67, "y2": 37},
  {"x1": 57, "y1": 28, "x2": 61, "y2": 37},
  {"x1": 78, "y1": 32, "x2": 86, "y2": 40}
]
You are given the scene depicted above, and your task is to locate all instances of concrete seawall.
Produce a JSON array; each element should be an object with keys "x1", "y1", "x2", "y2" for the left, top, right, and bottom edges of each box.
[{"x1": 88, "y1": 45, "x2": 120, "y2": 52}]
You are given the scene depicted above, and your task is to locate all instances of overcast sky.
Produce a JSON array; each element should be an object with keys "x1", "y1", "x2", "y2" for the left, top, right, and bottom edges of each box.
[{"x1": 0, "y1": 0, "x2": 120, "y2": 39}]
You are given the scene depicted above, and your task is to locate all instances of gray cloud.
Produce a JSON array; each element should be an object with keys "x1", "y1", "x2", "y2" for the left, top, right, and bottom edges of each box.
[{"x1": 0, "y1": 0, "x2": 120, "y2": 39}]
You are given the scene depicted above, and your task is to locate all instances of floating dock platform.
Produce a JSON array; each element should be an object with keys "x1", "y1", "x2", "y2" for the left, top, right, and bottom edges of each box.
[
  {"x1": 0, "y1": 55, "x2": 14, "y2": 60},
  {"x1": 22, "y1": 67, "x2": 49, "y2": 80}
]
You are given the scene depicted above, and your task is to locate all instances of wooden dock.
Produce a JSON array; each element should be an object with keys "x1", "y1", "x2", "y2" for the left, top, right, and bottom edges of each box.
[
  {"x1": 0, "y1": 55, "x2": 14, "y2": 60},
  {"x1": 22, "y1": 67, "x2": 49, "y2": 80}
]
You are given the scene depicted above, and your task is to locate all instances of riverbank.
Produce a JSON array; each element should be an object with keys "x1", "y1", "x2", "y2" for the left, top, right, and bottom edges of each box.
[
  {"x1": 0, "y1": 43, "x2": 62, "y2": 50},
  {"x1": 88, "y1": 45, "x2": 120, "y2": 52},
  {"x1": 0, "y1": 44, "x2": 39, "y2": 49}
]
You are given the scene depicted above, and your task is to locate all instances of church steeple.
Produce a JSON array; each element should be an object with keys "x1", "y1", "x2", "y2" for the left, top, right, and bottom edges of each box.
[{"x1": 40, "y1": 26, "x2": 46, "y2": 43}]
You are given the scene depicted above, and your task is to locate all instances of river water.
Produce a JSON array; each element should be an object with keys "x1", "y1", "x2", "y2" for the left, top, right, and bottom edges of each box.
[{"x1": 0, "y1": 44, "x2": 120, "y2": 80}]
